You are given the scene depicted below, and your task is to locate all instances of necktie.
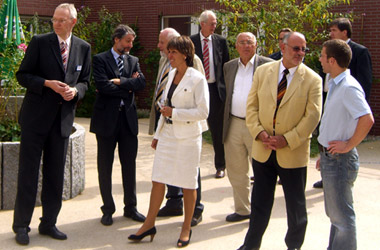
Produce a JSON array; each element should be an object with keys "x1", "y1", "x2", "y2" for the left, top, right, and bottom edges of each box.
[
  {"x1": 155, "y1": 63, "x2": 170, "y2": 110},
  {"x1": 60, "y1": 41, "x2": 68, "y2": 72},
  {"x1": 273, "y1": 68, "x2": 289, "y2": 127},
  {"x1": 203, "y1": 38, "x2": 210, "y2": 80},
  {"x1": 117, "y1": 55, "x2": 124, "y2": 76}
]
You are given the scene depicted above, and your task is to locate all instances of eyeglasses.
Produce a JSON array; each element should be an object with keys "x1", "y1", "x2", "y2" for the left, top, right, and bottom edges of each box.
[
  {"x1": 285, "y1": 44, "x2": 310, "y2": 53},
  {"x1": 51, "y1": 18, "x2": 71, "y2": 24},
  {"x1": 238, "y1": 40, "x2": 256, "y2": 45}
]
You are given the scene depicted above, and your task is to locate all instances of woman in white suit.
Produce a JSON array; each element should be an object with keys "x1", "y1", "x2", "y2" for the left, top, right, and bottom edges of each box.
[{"x1": 129, "y1": 36, "x2": 209, "y2": 248}]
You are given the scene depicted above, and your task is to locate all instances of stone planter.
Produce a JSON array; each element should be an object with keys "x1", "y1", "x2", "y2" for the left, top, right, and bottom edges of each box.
[{"x1": 0, "y1": 123, "x2": 86, "y2": 210}]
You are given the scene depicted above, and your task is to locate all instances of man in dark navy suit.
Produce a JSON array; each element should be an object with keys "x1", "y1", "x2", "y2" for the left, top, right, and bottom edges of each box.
[
  {"x1": 13, "y1": 3, "x2": 91, "y2": 245},
  {"x1": 269, "y1": 28, "x2": 292, "y2": 60},
  {"x1": 90, "y1": 24, "x2": 146, "y2": 226}
]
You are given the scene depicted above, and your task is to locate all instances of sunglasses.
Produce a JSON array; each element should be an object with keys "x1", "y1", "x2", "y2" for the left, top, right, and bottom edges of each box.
[{"x1": 285, "y1": 44, "x2": 310, "y2": 53}]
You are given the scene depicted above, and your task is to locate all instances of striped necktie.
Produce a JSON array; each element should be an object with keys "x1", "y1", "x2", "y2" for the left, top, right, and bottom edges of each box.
[
  {"x1": 60, "y1": 41, "x2": 68, "y2": 72},
  {"x1": 273, "y1": 68, "x2": 289, "y2": 127},
  {"x1": 155, "y1": 63, "x2": 170, "y2": 110},
  {"x1": 203, "y1": 38, "x2": 210, "y2": 80},
  {"x1": 117, "y1": 55, "x2": 124, "y2": 76}
]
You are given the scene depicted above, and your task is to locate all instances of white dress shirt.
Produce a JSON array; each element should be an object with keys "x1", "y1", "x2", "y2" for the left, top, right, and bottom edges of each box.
[
  {"x1": 200, "y1": 32, "x2": 216, "y2": 83},
  {"x1": 231, "y1": 55, "x2": 256, "y2": 118}
]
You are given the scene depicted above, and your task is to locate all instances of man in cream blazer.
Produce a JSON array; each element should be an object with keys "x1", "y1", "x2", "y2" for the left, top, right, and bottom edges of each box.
[{"x1": 238, "y1": 32, "x2": 322, "y2": 250}]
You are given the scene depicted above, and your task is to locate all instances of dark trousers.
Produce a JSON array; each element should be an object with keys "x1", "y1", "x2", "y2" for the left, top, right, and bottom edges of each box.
[
  {"x1": 96, "y1": 107, "x2": 138, "y2": 215},
  {"x1": 242, "y1": 151, "x2": 307, "y2": 249},
  {"x1": 13, "y1": 109, "x2": 68, "y2": 232},
  {"x1": 207, "y1": 83, "x2": 225, "y2": 170},
  {"x1": 165, "y1": 171, "x2": 204, "y2": 215}
]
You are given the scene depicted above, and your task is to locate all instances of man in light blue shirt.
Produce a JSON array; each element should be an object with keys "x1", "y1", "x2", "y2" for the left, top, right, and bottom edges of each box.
[{"x1": 317, "y1": 39, "x2": 374, "y2": 250}]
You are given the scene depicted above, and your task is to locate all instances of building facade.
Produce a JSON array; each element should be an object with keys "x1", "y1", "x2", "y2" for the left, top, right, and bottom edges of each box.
[{"x1": 17, "y1": 0, "x2": 380, "y2": 134}]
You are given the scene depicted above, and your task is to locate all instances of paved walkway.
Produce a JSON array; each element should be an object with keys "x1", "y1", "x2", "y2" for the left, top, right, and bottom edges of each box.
[{"x1": 1, "y1": 117, "x2": 379, "y2": 250}]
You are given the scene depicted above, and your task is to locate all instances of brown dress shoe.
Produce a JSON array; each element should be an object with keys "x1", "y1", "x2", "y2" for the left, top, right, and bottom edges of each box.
[{"x1": 215, "y1": 169, "x2": 225, "y2": 178}]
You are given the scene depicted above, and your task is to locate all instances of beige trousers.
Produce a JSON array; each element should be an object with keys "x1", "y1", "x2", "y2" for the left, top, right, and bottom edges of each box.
[{"x1": 224, "y1": 116, "x2": 253, "y2": 215}]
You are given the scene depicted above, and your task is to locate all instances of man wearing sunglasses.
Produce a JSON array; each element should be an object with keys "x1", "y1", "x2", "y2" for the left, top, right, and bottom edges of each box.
[{"x1": 238, "y1": 32, "x2": 322, "y2": 250}]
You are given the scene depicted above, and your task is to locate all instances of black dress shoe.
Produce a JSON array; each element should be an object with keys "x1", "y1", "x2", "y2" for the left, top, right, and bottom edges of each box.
[
  {"x1": 157, "y1": 205, "x2": 183, "y2": 217},
  {"x1": 215, "y1": 169, "x2": 225, "y2": 178},
  {"x1": 313, "y1": 180, "x2": 323, "y2": 188},
  {"x1": 191, "y1": 213, "x2": 202, "y2": 227},
  {"x1": 15, "y1": 228, "x2": 29, "y2": 245},
  {"x1": 124, "y1": 210, "x2": 146, "y2": 222},
  {"x1": 226, "y1": 213, "x2": 250, "y2": 222},
  {"x1": 237, "y1": 246, "x2": 260, "y2": 250},
  {"x1": 39, "y1": 226, "x2": 67, "y2": 240},
  {"x1": 101, "y1": 214, "x2": 113, "y2": 226}
]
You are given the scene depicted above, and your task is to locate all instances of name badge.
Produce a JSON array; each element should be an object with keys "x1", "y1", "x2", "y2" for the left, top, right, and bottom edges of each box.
[{"x1": 76, "y1": 65, "x2": 82, "y2": 71}]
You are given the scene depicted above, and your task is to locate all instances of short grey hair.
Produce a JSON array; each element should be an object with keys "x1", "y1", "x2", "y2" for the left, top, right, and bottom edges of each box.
[
  {"x1": 161, "y1": 28, "x2": 180, "y2": 41},
  {"x1": 199, "y1": 10, "x2": 216, "y2": 24},
  {"x1": 56, "y1": 3, "x2": 77, "y2": 19},
  {"x1": 282, "y1": 31, "x2": 305, "y2": 44},
  {"x1": 112, "y1": 24, "x2": 136, "y2": 44},
  {"x1": 236, "y1": 32, "x2": 256, "y2": 45}
]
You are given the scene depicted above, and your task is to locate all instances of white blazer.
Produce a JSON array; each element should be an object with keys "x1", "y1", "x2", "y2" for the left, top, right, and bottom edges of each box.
[{"x1": 154, "y1": 67, "x2": 209, "y2": 139}]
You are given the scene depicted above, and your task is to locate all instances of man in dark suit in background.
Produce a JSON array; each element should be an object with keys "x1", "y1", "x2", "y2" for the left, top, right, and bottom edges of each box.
[
  {"x1": 313, "y1": 17, "x2": 373, "y2": 189},
  {"x1": 191, "y1": 9, "x2": 230, "y2": 179},
  {"x1": 223, "y1": 32, "x2": 273, "y2": 223},
  {"x1": 269, "y1": 28, "x2": 292, "y2": 60},
  {"x1": 13, "y1": 3, "x2": 91, "y2": 245},
  {"x1": 90, "y1": 25, "x2": 146, "y2": 226},
  {"x1": 329, "y1": 17, "x2": 372, "y2": 102}
]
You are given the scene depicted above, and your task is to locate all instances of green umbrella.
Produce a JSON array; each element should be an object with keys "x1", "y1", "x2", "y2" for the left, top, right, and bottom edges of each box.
[{"x1": 0, "y1": 0, "x2": 25, "y2": 47}]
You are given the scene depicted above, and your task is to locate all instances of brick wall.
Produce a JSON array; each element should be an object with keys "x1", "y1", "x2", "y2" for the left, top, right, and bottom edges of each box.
[{"x1": 16, "y1": 0, "x2": 380, "y2": 134}]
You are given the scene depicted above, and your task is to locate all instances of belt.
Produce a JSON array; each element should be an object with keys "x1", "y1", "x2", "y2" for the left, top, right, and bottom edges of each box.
[
  {"x1": 231, "y1": 114, "x2": 245, "y2": 120},
  {"x1": 318, "y1": 143, "x2": 328, "y2": 153}
]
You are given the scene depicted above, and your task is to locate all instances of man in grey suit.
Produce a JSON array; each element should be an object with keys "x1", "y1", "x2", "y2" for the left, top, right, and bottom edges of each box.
[
  {"x1": 148, "y1": 28, "x2": 206, "y2": 227},
  {"x1": 13, "y1": 3, "x2": 91, "y2": 245},
  {"x1": 223, "y1": 32, "x2": 273, "y2": 222}
]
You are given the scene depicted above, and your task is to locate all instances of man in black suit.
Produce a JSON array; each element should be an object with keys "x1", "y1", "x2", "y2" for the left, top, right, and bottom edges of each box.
[
  {"x1": 90, "y1": 24, "x2": 146, "y2": 226},
  {"x1": 313, "y1": 17, "x2": 373, "y2": 189},
  {"x1": 269, "y1": 28, "x2": 292, "y2": 60},
  {"x1": 191, "y1": 10, "x2": 230, "y2": 179},
  {"x1": 12, "y1": 4, "x2": 91, "y2": 245}
]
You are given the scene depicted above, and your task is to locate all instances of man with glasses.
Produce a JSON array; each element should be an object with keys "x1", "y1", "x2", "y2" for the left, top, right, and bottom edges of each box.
[
  {"x1": 269, "y1": 28, "x2": 292, "y2": 60},
  {"x1": 222, "y1": 32, "x2": 272, "y2": 223},
  {"x1": 238, "y1": 32, "x2": 322, "y2": 250},
  {"x1": 12, "y1": 3, "x2": 91, "y2": 245}
]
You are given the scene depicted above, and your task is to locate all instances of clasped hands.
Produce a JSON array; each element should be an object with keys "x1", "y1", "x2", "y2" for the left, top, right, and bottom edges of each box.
[
  {"x1": 44, "y1": 80, "x2": 76, "y2": 101},
  {"x1": 258, "y1": 130, "x2": 288, "y2": 150}
]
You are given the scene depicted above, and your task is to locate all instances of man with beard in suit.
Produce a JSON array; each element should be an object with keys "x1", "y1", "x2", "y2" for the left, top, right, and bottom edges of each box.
[
  {"x1": 90, "y1": 24, "x2": 146, "y2": 226},
  {"x1": 13, "y1": 3, "x2": 91, "y2": 245}
]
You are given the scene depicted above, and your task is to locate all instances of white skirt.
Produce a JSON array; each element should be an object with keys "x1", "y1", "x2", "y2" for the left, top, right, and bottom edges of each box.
[{"x1": 152, "y1": 123, "x2": 201, "y2": 189}]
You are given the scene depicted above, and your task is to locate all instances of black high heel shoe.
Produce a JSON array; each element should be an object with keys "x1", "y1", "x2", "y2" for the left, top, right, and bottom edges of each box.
[
  {"x1": 128, "y1": 227, "x2": 156, "y2": 242},
  {"x1": 177, "y1": 230, "x2": 192, "y2": 248}
]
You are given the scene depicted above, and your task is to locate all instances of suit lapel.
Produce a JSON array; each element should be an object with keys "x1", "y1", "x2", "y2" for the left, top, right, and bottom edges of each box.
[
  {"x1": 270, "y1": 61, "x2": 281, "y2": 102},
  {"x1": 280, "y1": 64, "x2": 305, "y2": 107},
  {"x1": 171, "y1": 68, "x2": 191, "y2": 99},
  {"x1": 124, "y1": 55, "x2": 132, "y2": 77},
  {"x1": 49, "y1": 33, "x2": 65, "y2": 72},
  {"x1": 194, "y1": 34, "x2": 203, "y2": 62},
  {"x1": 105, "y1": 50, "x2": 120, "y2": 78},
  {"x1": 227, "y1": 60, "x2": 238, "y2": 99}
]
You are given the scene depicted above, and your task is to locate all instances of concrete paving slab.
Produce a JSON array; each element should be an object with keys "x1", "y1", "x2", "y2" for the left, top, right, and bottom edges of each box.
[{"x1": 0, "y1": 117, "x2": 379, "y2": 250}]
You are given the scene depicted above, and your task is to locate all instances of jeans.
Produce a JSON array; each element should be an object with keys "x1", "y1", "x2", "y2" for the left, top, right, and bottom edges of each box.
[{"x1": 320, "y1": 148, "x2": 359, "y2": 250}]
